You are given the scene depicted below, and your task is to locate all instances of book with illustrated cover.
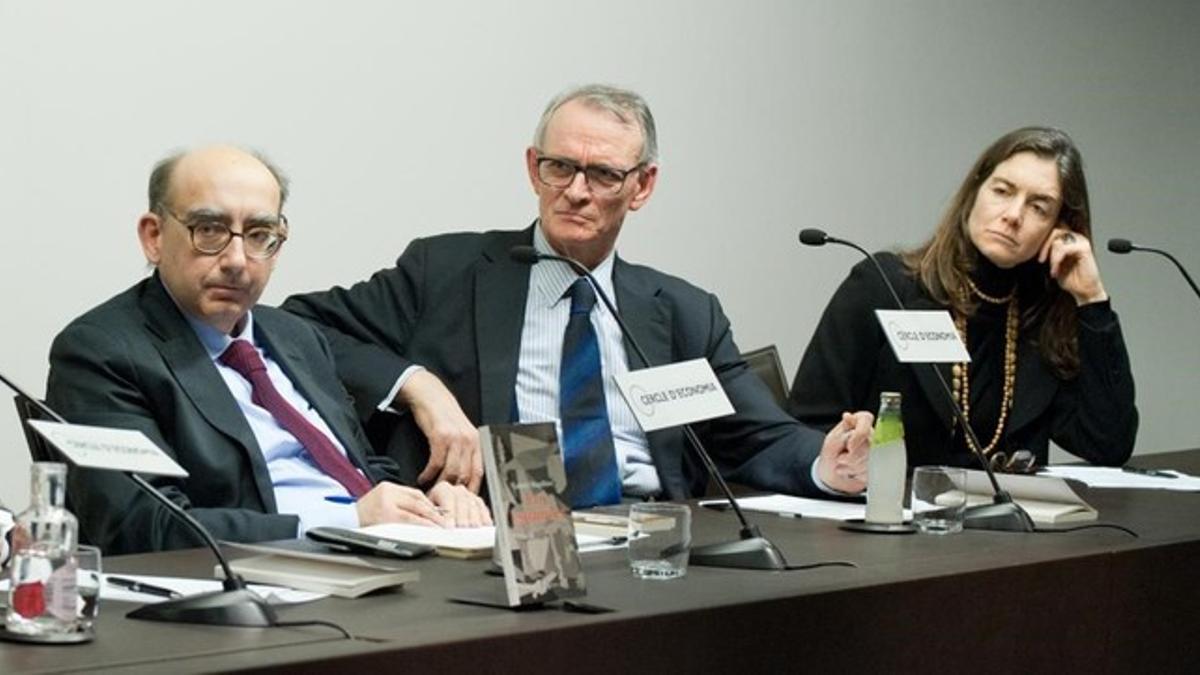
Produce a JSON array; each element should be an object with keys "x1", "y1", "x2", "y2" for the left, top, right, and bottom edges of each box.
[{"x1": 480, "y1": 422, "x2": 586, "y2": 607}]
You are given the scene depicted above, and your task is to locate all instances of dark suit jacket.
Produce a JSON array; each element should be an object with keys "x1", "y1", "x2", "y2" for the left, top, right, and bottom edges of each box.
[
  {"x1": 46, "y1": 275, "x2": 398, "y2": 555},
  {"x1": 787, "y1": 253, "x2": 1138, "y2": 468},
  {"x1": 283, "y1": 226, "x2": 827, "y2": 500}
]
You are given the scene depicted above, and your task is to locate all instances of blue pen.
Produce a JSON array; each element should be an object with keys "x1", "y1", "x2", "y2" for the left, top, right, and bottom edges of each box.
[{"x1": 324, "y1": 495, "x2": 356, "y2": 504}]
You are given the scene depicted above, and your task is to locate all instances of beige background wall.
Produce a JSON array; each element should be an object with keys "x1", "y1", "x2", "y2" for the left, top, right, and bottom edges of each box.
[{"x1": 2, "y1": 0, "x2": 1197, "y2": 506}]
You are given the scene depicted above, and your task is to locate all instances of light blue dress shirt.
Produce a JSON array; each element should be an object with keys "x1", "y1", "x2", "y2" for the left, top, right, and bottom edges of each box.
[
  {"x1": 514, "y1": 225, "x2": 661, "y2": 496},
  {"x1": 182, "y1": 311, "x2": 362, "y2": 535}
]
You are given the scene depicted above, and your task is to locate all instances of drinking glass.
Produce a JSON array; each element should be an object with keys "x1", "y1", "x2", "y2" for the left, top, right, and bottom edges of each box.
[
  {"x1": 627, "y1": 503, "x2": 691, "y2": 579},
  {"x1": 910, "y1": 467, "x2": 967, "y2": 534}
]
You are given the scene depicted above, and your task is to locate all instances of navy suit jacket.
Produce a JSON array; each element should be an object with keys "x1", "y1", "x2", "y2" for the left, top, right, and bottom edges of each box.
[
  {"x1": 283, "y1": 226, "x2": 827, "y2": 500},
  {"x1": 46, "y1": 275, "x2": 398, "y2": 555}
]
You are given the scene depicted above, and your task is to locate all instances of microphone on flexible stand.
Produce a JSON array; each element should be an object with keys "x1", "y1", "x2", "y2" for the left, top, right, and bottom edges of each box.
[
  {"x1": 1107, "y1": 238, "x2": 1200, "y2": 303},
  {"x1": 510, "y1": 245, "x2": 790, "y2": 570},
  {"x1": 797, "y1": 228, "x2": 1035, "y2": 532},
  {"x1": 0, "y1": 370, "x2": 278, "y2": 626}
]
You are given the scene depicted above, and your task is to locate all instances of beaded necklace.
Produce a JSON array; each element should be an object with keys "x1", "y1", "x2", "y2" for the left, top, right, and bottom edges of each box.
[{"x1": 951, "y1": 278, "x2": 1019, "y2": 456}]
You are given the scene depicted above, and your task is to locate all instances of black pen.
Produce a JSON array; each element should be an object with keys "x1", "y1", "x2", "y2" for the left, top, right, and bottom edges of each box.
[
  {"x1": 107, "y1": 576, "x2": 183, "y2": 599},
  {"x1": 1122, "y1": 466, "x2": 1177, "y2": 479}
]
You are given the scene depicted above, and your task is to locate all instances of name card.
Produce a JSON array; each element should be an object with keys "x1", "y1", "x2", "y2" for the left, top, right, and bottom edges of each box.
[
  {"x1": 614, "y1": 358, "x2": 735, "y2": 432},
  {"x1": 875, "y1": 310, "x2": 970, "y2": 363},
  {"x1": 28, "y1": 420, "x2": 189, "y2": 477}
]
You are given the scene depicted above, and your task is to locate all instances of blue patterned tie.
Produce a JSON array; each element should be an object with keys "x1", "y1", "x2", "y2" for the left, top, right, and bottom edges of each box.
[{"x1": 559, "y1": 278, "x2": 621, "y2": 508}]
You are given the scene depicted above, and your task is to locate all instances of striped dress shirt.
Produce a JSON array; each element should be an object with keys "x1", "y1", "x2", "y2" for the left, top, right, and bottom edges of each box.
[{"x1": 514, "y1": 225, "x2": 660, "y2": 497}]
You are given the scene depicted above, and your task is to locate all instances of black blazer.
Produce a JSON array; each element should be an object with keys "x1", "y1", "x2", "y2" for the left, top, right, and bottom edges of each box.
[
  {"x1": 46, "y1": 275, "x2": 398, "y2": 555},
  {"x1": 787, "y1": 253, "x2": 1138, "y2": 468},
  {"x1": 283, "y1": 225, "x2": 828, "y2": 499}
]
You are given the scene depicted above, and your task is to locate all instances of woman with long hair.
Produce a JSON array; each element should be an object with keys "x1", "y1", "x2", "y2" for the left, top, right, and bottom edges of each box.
[{"x1": 788, "y1": 127, "x2": 1137, "y2": 470}]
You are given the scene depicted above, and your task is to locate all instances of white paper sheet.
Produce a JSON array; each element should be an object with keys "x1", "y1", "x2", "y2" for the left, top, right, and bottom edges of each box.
[
  {"x1": 355, "y1": 524, "x2": 623, "y2": 553},
  {"x1": 0, "y1": 573, "x2": 325, "y2": 605},
  {"x1": 1040, "y1": 466, "x2": 1200, "y2": 491},
  {"x1": 699, "y1": 495, "x2": 912, "y2": 521},
  {"x1": 104, "y1": 574, "x2": 325, "y2": 604},
  {"x1": 357, "y1": 524, "x2": 496, "y2": 550}
]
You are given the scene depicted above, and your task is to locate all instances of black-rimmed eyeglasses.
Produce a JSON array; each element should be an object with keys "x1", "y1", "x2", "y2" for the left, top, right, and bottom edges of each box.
[
  {"x1": 158, "y1": 205, "x2": 288, "y2": 259},
  {"x1": 534, "y1": 154, "x2": 643, "y2": 194}
]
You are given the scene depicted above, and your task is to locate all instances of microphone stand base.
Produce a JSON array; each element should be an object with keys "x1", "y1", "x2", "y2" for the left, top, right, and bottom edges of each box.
[
  {"x1": 127, "y1": 589, "x2": 278, "y2": 627},
  {"x1": 963, "y1": 500, "x2": 1036, "y2": 532},
  {"x1": 689, "y1": 536, "x2": 789, "y2": 571}
]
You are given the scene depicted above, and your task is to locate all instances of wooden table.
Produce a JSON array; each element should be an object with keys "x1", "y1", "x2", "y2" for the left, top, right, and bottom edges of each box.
[{"x1": 4, "y1": 450, "x2": 1199, "y2": 674}]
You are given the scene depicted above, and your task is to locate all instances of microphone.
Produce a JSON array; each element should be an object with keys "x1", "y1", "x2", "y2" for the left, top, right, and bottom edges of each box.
[
  {"x1": 798, "y1": 228, "x2": 829, "y2": 247},
  {"x1": 798, "y1": 229, "x2": 1035, "y2": 532},
  {"x1": 1106, "y1": 239, "x2": 1133, "y2": 254},
  {"x1": 509, "y1": 245, "x2": 790, "y2": 570},
  {"x1": 508, "y1": 245, "x2": 542, "y2": 265},
  {"x1": 1107, "y1": 237, "x2": 1200, "y2": 303},
  {"x1": 0, "y1": 370, "x2": 278, "y2": 626}
]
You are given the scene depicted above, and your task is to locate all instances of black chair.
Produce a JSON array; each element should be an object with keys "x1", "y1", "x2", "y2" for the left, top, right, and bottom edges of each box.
[
  {"x1": 13, "y1": 394, "x2": 87, "y2": 524},
  {"x1": 740, "y1": 345, "x2": 790, "y2": 408},
  {"x1": 699, "y1": 348, "x2": 791, "y2": 499},
  {"x1": 13, "y1": 394, "x2": 58, "y2": 462}
]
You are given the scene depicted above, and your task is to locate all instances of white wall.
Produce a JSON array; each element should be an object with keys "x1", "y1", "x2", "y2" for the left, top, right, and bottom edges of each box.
[{"x1": 1, "y1": 0, "x2": 1197, "y2": 506}]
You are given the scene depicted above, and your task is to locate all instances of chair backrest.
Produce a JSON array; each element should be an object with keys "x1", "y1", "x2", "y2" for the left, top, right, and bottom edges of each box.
[
  {"x1": 740, "y1": 345, "x2": 790, "y2": 408},
  {"x1": 12, "y1": 395, "x2": 84, "y2": 519},
  {"x1": 13, "y1": 395, "x2": 59, "y2": 463}
]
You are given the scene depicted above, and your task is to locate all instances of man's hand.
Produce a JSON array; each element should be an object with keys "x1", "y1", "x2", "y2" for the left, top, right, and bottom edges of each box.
[
  {"x1": 355, "y1": 482, "x2": 446, "y2": 528},
  {"x1": 816, "y1": 410, "x2": 873, "y2": 494},
  {"x1": 395, "y1": 370, "x2": 484, "y2": 492},
  {"x1": 427, "y1": 481, "x2": 493, "y2": 528}
]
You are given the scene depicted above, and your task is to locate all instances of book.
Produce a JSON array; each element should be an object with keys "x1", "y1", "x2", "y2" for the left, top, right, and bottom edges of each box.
[
  {"x1": 218, "y1": 540, "x2": 419, "y2": 598},
  {"x1": 572, "y1": 504, "x2": 674, "y2": 538},
  {"x1": 571, "y1": 506, "x2": 630, "y2": 538},
  {"x1": 356, "y1": 523, "x2": 495, "y2": 560},
  {"x1": 480, "y1": 422, "x2": 586, "y2": 608},
  {"x1": 957, "y1": 470, "x2": 1098, "y2": 524}
]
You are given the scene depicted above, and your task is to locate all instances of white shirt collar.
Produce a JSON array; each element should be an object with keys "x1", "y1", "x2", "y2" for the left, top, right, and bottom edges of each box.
[{"x1": 531, "y1": 221, "x2": 617, "y2": 310}]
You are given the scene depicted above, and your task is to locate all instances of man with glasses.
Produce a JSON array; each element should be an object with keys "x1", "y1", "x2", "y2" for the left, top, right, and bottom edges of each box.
[
  {"x1": 46, "y1": 145, "x2": 489, "y2": 555},
  {"x1": 285, "y1": 85, "x2": 873, "y2": 507}
]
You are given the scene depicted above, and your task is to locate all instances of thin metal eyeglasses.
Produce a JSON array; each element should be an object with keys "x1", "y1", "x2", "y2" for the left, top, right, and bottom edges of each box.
[
  {"x1": 158, "y1": 205, "x2": 288, "y2": 259},
  {"x1": 534, "y1": 154, "x2": 644, "y2": 194}
]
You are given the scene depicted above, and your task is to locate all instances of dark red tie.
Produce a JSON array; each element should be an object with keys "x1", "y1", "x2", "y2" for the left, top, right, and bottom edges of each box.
[{"x1": 219, "y1": 339, "x2": 373, "y2": 498}]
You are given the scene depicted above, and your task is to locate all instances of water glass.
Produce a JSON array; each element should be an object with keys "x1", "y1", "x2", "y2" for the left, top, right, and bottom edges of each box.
[
  {"x1": 74, "y1": 545, "x2": 101, "y2": 630},
  {"x1": 627, "y1": 503, "x2": 691, "y2": 579},
  {"x1": 910, "y1": 466, "x2": 967, "y2": 534}
]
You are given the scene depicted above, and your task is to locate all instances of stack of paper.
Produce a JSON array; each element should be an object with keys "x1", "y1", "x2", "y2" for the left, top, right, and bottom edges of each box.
[
  {"x1": 1041, "y1": 466, "x2": 1200, "y2": 491},
  {"x1": 698, "y1": 495, "x2": 881, "y2": 521}
]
